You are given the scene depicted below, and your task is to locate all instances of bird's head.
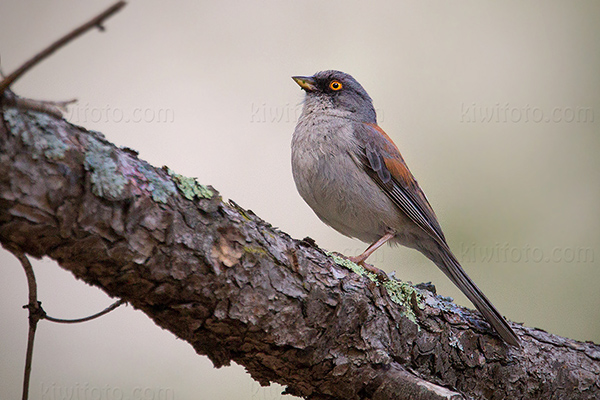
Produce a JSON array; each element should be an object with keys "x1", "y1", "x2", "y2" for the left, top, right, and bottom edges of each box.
[{"x1": 292, "y1": 70, "x2": 376, "y2": 123}]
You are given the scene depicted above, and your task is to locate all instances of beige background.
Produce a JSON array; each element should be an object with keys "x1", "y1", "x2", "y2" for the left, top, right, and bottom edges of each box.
[{"x1": 1, "y1": 1, "x2": 599, "y2": 399}]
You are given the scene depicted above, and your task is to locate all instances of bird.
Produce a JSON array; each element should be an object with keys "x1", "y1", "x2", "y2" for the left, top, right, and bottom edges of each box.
[{"x1": 291, "y1": 70, "x2": 520, "y2": 347}]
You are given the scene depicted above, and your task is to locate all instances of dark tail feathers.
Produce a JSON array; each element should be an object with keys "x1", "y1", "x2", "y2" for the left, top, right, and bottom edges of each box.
[{"x1": 435, "y1": 246, "x2": 521, "y2": 348}]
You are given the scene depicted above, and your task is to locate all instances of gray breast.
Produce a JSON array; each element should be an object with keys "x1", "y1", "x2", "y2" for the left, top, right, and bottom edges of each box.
[{"x1": 291, "y1": 112, "x2": 403, "y2": 243}]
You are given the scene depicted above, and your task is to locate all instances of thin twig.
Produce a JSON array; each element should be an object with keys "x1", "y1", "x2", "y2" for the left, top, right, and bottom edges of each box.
[
  {"x1": 44, "y1": 299, "x2": 126, "y2": 324},
  {"x1": 2, "y1": 90, "x2": 77, "y2": 118},
  {"x1": 3, "y1": 243, "x2": 127, "y2": 400},
  {"x1": 0, "y1": 1, "x2": 127, "y2": 95},
  {"x1": 4, "y1": 245, "x2": 41, "y2": 400}
]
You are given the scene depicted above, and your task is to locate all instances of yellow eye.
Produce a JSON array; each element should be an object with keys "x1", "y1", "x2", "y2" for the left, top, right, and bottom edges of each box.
[{"x1": 329, "y1": 80, "x2": 342, "y2": 91}]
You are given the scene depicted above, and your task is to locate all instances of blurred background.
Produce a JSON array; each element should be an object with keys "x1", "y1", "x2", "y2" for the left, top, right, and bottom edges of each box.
[{"x1": 1, "y1": 1, "x2": 599, "y2": 399}]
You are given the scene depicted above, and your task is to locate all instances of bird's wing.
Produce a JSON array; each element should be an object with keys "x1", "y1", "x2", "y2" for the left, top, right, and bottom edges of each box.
[
  {"x1": 353, "y1": 122, "x2": 521, "y2": 347},
  {"x1": 353, "y1": 122, "x2": 447, "y2": 245}
]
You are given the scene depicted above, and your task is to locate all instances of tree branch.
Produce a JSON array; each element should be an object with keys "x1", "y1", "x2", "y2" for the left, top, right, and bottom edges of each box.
[
  {"x1": 3, "y1": 246, "x2": 41, "y2": 400},
  {"x1": 1, "y1": 101, "x2": 599, "y2": 399},
  {"x1": 0, "y1": 1, "x2": 126, "y2": 95}
]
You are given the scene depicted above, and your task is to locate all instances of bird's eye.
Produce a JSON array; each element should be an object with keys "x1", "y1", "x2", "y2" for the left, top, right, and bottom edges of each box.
[{"x1": 329, "y1": 81, "x2": 342, "y2": 91}]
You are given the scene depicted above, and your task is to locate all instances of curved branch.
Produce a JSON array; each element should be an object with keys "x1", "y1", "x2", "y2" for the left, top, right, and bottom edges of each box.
[
  {"x1": 43, "y1": 299, "x2": 125, "y2": 324},
  {"x1": 3, "y1": 245, "x2": 42, "y2": 400},
  {"x1": 1, "y1": 101, "x2": 599, "y2": 400},
  {"x1": 0, "y1": 1, "x2": 126, "y2": 95}
]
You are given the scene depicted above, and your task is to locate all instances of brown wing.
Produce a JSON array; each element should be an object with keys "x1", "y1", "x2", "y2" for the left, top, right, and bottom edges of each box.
[
  {"x1": 355, "y1": 122, "x2": 447, "y2": 245},
  {"x1": 354, "y1": 123, "x2": 521, "y2": 347}
]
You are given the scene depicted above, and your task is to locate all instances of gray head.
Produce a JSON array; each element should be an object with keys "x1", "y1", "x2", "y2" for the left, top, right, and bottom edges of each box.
[{"x1": 292, "y1": 70, "x2": 377, "y2": 124}]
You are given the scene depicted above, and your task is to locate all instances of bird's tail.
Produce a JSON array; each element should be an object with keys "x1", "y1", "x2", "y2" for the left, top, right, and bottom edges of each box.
[{"x1": 433, "y1": 245, "x2": 521, "y2": 347}]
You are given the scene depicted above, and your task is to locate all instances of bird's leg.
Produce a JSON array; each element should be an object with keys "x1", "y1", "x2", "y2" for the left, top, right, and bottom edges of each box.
[
  {"x1": 349, "y1": 231, "x2": 395, "y2": 277},
  {"x1": 350, "y1": 231, "x2": 395, "y2": 264}
]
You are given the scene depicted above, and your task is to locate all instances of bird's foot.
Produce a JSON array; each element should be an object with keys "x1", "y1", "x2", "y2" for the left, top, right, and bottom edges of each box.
[{"x1": 348, "y1": 256, "x2": 388, "y2": 282}]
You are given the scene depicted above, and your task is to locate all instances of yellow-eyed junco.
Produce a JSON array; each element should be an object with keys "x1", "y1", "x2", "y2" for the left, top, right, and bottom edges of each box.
[{"x1": 291, "y1": 70, "x2": 520, "y2": 347}]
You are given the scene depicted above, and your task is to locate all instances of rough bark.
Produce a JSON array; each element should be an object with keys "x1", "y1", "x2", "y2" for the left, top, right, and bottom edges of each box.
[{"x1": 1, "y1": 98, "x2": 599, "y2": 400}]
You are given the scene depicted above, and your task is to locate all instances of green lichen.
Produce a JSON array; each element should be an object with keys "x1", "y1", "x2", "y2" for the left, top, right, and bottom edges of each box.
[
  {"x1": 328, "y1": 251, "x2": 423, "y2": 324},
  {"x1": 382, "y1": 278, "x2": 423, "y2": 323},
  {"x1": 4, "y1": 108, "x2": 68, "y2": 160},
  {"x1": 229, "y1": 200, "x2": 253, "y2": 221},
  {"x1": 327, "y1": 252, "x2": 379, "y2": 281},
  {"x1": 166, "y1": 168, "x2": 213, "y2": 200},
  {"x1": 243, "y1": 246, "x2": 268, "y2": 256},
  {"x1": 138, "y1": 163, "x2": 176, "y2": 204},
  {"x1": 84, "y1": 135, "x2": 127, "y2": 199}
]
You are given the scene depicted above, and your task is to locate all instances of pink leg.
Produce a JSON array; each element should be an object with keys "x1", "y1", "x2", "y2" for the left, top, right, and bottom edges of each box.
[{"x1": 349, "y1": 231, "x2": 395, "y2": 274}]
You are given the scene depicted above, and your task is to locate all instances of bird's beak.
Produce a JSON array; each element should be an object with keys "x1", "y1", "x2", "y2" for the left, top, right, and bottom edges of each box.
[{"x1": 292, "y1": 76, "x2": 317, "y2": 92}]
